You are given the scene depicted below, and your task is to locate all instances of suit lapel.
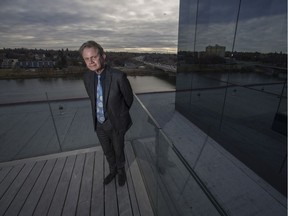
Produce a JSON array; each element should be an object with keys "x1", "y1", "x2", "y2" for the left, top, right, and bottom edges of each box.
[
  {"x1": 90, "y1": 72, "x2": 96, "y2": 109},
  {"x1": 104, "y1": 68, "x2": 111, "y2": 110}
]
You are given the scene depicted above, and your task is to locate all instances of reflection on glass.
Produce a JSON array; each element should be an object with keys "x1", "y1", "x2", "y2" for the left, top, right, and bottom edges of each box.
[
  {"x1": 129, "y1": 96, "x2": 225, "y2": 215},
  {"x1": 176, "y1": 0, "x2": 287, "y2": 196}
]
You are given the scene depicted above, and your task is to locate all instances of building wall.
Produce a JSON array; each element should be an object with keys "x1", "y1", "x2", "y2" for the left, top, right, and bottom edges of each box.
[{"x1": 176, "y1": 0, "x2": 287, "y2": 196}]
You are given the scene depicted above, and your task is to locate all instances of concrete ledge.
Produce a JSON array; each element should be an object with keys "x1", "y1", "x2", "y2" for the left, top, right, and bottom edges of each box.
[{"x1": 0, "y1": 146, "x2": 102, "y2": 168}]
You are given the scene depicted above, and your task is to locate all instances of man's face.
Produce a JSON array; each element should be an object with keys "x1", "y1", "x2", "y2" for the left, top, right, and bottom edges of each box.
[{"x1": 82, "y1": 47, "x2": 106, "y2": 73}]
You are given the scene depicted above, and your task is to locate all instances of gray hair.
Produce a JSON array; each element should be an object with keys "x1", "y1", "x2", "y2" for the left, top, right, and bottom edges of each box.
[{"x1": 79, "y1": 41, "x2": 105, "y2": 56}]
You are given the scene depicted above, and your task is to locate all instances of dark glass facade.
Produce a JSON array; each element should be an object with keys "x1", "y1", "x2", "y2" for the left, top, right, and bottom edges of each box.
[{"x1": 176, "y1": 0, "x2": 287, "y2": 195}]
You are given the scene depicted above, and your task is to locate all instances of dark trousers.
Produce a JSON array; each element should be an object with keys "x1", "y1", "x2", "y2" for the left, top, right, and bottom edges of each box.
[{"x1": 96, "y1": 119, "x2": 125, "y2": 173}]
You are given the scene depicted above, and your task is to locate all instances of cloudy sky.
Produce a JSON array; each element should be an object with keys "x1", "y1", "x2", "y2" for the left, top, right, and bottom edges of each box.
[
  {"x1": 0, "y1": 0, "x2": 179, "y2": 53},
  {"x1": 0, "y1": 0, "x2": 286, "y2": 54},
  {"x1": 178, "y1": 0, "x2": 287, "y2": 53}
]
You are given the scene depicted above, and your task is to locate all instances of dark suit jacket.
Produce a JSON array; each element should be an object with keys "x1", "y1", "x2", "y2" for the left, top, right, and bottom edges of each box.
[{"x1": 83, "y1": 65, "x2": 133, "y2": 133}]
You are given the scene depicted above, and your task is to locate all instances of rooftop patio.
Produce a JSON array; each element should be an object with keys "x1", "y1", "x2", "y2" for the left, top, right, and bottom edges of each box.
[{"x1": 0, "y1": 94, "x2": 286, "y2": 216}]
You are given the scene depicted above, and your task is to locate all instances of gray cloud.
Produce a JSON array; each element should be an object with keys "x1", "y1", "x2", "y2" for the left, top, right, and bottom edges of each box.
[
  {"x1": 0, "y1": 0, "x2": 179, "y2": 52},
  {"x1": 178, "y1": 0, "x2": 287, "y2": 53},
  {"x1": 1, "y1": 0, "x2": 286, "y2": 53}
]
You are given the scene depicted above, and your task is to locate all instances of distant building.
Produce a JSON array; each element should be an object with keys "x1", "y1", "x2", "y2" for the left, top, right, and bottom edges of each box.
[
  {"x1": 1, "y1": 59, "x2": 18, "y2": 68},
  {"x1": 18, "y1": 60, "x2": 55, "y2": 68},
  {"x1": 205, "y1": 44, "x2": 225, "y2": 57}
]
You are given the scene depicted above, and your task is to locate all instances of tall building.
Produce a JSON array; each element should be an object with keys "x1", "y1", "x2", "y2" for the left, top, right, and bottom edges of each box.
[
  {"x1": 206, "y1": 44, "x2": 226, "y2": 58},
  {"x1": 176, "y1": 0, "x2": 287, "y2": 197}
]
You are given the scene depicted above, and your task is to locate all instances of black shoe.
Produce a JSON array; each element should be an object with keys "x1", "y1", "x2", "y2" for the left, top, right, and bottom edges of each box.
[
  {"x1": 104, "y1": 172, "x2": 117, "y2": 185},
  {"x1": 118, "y1": 170, "x2": 126, "y2": 186}
]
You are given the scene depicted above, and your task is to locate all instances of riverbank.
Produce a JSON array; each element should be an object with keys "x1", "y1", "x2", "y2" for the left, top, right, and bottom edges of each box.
[{"x1": 0, "y1": 66, "x2": 164, "y2": 79}]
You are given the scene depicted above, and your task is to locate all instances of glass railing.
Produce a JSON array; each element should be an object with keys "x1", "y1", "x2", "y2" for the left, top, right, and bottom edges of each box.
[
  {"x1": 127, "y1": 95, "x2": 228, "y2": 216},
  {"x1": 0, "y1": 92, "x2": 231, "y2": 215},
  {"x1": 0, "y1": 94, "x2": 98, "y2": 162},
  {"x1": 130, "y1": 92, "x2": 287, "y2": 216}
]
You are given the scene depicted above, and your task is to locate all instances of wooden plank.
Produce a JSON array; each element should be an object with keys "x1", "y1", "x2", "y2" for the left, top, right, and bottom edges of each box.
[
  {"x1": 0, "y1": 164, "x2": 24, "y2": 199},
  {"x1": 90, "y1": 151, "x2": 104, "y2": 216},
  {"x1": 132, "y1": 139, "x2": 159, "y2": 213},
  {"x1": 76, "y1": 151, "x2": 94, "y2": 216},
  {"x1": 116, "y1": 165, "x2": 133, "y2": 216},
  {"x1": 4, "y1": 160, "x2": 46, "y2": 216},
  {"x1": 133, "y1": 138, "x2": 175, "y2": 216},
  {"x1": 18, "y1": 158, "x2": 56, "y2": 216},
  {"x1": 125, "y1": 142, "x2": 141, "y2": 216},
  {"x1": 104, "y1": 159, "x2": 118, "y2": 216},
  {"x1": 62, "y1": 153, "x2": 86, "y2": 216},
  {"x1": 32, "y1": 157, "x2": 66, "y2": 215},
  {"x1": 125, "y1": 160, "x2": 141, "y2": 216},
  {"x1": 47, "y1": 155, "x2": 76, "y2": 216},
  {"x1": 0, "y1": 146, "x2": 101, "y2": 168},
  {"x1": 0, "y1": 144, "x2": 153, "y2": 216},
  {"x1": 0, "y1": 161, "x2": 35, "y2": 215},
  {"x1": 125, "y1": 141, "x2": 154, "y2": 216}
]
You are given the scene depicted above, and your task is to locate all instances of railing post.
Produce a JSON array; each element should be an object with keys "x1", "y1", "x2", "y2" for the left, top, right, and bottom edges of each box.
[{"x1": 45, "y1": 92, "x2": 63, "y2": 152}]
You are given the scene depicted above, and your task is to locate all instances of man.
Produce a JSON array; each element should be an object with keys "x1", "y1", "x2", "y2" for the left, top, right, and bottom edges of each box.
[{"x1": 79, "y1": 41, "x2": 133, "y2": 186}]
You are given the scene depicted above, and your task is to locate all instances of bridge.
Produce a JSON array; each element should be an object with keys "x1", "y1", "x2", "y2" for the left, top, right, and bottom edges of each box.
[
  {"x1": 144, "y1": 62, "x2": 176, "y2": 75},
  {"x1": 134, "y1": 56, "x2": 176, "y2": 76}
]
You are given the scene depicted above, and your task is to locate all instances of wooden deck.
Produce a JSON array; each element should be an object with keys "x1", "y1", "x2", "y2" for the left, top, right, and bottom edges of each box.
[{"x1": 0, "y1": 142, "x2": 153, "y2": 216}]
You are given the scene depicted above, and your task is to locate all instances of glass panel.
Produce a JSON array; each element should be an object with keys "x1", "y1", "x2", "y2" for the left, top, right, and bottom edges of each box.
[
  {"x1": 156, "y1": 130, "x2": 222, "y2": 216},
  {"x1": 48, "y1": 99, "x2": 99, "y2": 151},
  {"x1": 176, "y1": 0, "x2": 287, "y2": 197},
  {"x1": 221, "y1": 84, "x2": 287, "y2": 193},
  {"x1": 0, "y1": 92, "x2": 98, "y2": 162},
  {"x1": 130, "y1": 95, "x2": 225, "y2": 215},
  {"x1": 127, "y1": 96, "x2": 160, "y2": 215},
  {"x1": 0, "y1": 101, "x2": 58, "y2": 162}
]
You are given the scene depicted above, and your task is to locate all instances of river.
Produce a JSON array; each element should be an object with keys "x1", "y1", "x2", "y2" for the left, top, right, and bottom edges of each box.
[
  {"x1": 0, "y1": 71, "x2": 285, "y2": 104},
  {"x1": 0, "y1": 75, "x2": 176, "y2": 104}
]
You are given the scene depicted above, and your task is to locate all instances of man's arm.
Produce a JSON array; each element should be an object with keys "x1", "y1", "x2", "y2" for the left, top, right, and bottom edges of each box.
[
  {"x1": 119, "y1": 73, "x2": 133, "y2": 108},
  {"x1": 83, "y1": 71, "x2": 93, "y2": 100}
]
